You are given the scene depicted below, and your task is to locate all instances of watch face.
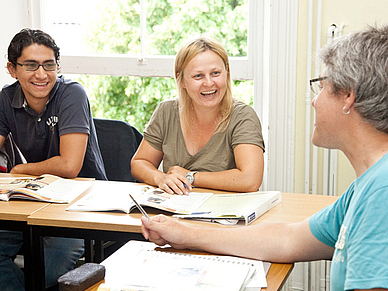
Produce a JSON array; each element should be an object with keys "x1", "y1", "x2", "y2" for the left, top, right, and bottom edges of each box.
[{"x1": 187, "y1": 174, "x2": 194, "y2": 184}]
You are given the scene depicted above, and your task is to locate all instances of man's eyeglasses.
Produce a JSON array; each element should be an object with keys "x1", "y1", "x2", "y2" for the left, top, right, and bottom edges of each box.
[
  {"x1": 16, "y1": 62, "x2": 57, "y2": 72},
  {"x1": 310, "y1": 76, "x2": 328, "y2": 95}
]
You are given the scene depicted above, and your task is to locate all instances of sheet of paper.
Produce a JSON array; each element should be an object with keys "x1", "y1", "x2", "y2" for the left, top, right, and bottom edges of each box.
[
  {"x1": 140, "y1": 189, "x2": 213, "y2": 213},
  {"x1": 104, "y1": 249, "x2": 253, "y2": 291},
  {"x1": 36, "y1": 178, "x2": 92, "y2": 202},
  {"x1": 66, "y1": 180, "x2": 145, "y2": 212}
]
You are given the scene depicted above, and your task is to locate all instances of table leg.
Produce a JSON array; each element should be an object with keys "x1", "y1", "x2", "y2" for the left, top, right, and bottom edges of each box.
[{"x1": 31, "y1": 226, "x2": 46, "y2": 291}]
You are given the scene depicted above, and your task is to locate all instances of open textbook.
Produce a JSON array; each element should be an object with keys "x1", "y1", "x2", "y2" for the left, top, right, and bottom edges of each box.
[
  {"x1": 66, "y1": 180, "x2": 281, "y2": 225},
  {"x1": 0, "y1": 174, "x2": 93, "y2": 203},
  {"x1": 97, "y1": 240, "x2": 269, "y2": 291}
]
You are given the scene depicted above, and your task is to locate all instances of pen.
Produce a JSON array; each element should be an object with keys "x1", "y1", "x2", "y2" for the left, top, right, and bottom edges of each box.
[{"x1": 129, "y1": 193, "x2": 150, "y2": 219}]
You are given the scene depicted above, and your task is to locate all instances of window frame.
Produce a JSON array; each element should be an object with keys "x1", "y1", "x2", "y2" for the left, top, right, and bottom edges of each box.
[{"x1": 36, "y1": 0, "x2": 252, "y2": 80}]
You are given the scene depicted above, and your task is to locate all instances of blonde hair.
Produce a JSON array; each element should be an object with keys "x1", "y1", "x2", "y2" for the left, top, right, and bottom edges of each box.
[{"x1": 174, "y1": 35, "x2": 234, "y2": 133}]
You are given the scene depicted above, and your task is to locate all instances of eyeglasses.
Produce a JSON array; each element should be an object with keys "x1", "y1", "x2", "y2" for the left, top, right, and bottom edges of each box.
[
  {"x1": 310, "y1": 76, "x2": 328, "y2": 95},
  {"x1": 16, "y1": 62, "x2": 57, "y2": 71}
]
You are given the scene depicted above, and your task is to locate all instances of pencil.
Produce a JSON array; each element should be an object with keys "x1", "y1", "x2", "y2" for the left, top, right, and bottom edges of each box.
[{"x1": 129, "y1": 193, "x2": 150, "y2": 219}]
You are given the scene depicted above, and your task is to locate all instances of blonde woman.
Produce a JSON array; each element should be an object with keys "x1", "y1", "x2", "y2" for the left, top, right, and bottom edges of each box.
[{"x1": 131, "y1": 36, "x2": 264, "y2": 195}]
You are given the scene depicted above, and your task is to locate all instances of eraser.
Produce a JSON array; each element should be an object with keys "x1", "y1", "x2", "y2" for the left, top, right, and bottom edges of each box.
[{"x1": 58, "y1": 263, "x2": 105, "y2": 291}]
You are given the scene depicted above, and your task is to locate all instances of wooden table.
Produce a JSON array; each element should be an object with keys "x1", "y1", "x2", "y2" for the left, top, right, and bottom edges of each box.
[
  {"x1": 26, "y1": 182, "x2": 338, "y2": 291},
  {"x1": 0, "y1": 173, "x2": 51, "y2": 291}
]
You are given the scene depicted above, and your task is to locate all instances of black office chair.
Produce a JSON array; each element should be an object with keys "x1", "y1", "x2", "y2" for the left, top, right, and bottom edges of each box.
[
  {"x1": 93, "y1": 118, "x2": 143, "y2": 182},
  {"x1": 85, "y1": 118, "x2": 144, "y2": 263}
]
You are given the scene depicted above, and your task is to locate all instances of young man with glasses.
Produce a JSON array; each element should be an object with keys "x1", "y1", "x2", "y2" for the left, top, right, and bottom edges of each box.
[{"x1": 0, "y1": 28, "x2": 107, "y2": 290}]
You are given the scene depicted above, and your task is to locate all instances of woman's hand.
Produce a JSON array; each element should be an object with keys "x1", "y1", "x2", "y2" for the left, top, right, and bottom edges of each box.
[
  {"x1": 132, "y1": 140, "x2": 191, "y2": 195},
  {"x1": 158, "y1": 166, "x2": 192, "y2": 195}
]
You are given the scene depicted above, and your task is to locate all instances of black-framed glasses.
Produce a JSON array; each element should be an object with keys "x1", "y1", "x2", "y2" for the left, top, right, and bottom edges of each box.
[
  {"x1": 16, "y1": 62, "x2": 57, "y2": 71},
  {"x1": 310, "y1": 76, "x2": 328, "y2": 95}
]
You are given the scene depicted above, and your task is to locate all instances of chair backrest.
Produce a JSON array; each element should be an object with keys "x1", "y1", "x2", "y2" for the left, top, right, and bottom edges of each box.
[
  {"x1": 0, "y1": 132, "x2": 26, "y2": 172},
  {"x1": 93, "y1": 118, "x2": 143, "y2": 182}
]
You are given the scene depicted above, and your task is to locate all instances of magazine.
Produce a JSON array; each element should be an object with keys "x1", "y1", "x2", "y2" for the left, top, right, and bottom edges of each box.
[
  {"x1": 66, "y1": 180, "x2": 212, "y2": 215},
  {"x1": 66, "y1": 180, "x2": 281, "y2": 225},
  {"x1": 0, "y1": 174, "x2": 93, "y2": 203}
]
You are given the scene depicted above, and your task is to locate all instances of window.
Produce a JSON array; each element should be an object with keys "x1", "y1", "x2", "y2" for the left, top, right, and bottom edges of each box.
[
  {"x1": 32, "y1": 0, "x2": 298, "y2": 193},
  {"x1": 40, "y1": 0, "x2": 251, "y2": 77},
  {"x1": 40, "y1": 0, "x2": 252, "y2": 131},
  {"x1": 43, "y1": 0, "x2": 249, "y2": 58}
]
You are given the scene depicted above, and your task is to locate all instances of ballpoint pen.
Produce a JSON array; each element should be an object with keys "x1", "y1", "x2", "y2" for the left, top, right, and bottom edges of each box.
[{"x1": 129, "y1": 193, "x2": 150, "y2": 219}]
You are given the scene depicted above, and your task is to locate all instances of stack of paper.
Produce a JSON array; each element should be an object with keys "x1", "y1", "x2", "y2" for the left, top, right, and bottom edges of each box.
[{"x1": 97, "y1": 241, "x2": 268, "y2": 291}]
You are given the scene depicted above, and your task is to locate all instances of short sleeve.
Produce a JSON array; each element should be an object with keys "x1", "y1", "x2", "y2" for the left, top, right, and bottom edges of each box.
[
  {"x1": 0, "y1": 98, "x2": 9, "y2": 138},
  {"x1": 309, "y1": 184, "x2": 353, "y2": 247},
  {"x1": 0, "y1": 85, "x2": 14, "y2": 138},
  {"x1": 143, "y1": 101, "x2": 170, "y2": 151},
  {"x1": 56, "y1": 82, "x2": 91, "y2": 136},
  {"x1": 230, "y1": 102, "x2": 265, "y2": 151}
]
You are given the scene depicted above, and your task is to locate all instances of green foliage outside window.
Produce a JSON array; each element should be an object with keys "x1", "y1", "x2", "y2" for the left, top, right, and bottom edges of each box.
[{"x1": 76, "y1": 0, "x2": 251, "y2": 132}]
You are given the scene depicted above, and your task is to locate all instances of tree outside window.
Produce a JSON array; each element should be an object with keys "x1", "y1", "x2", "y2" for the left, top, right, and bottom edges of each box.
[{"x1": 43, "y1": 0, "x2": 251, "y2": 132}]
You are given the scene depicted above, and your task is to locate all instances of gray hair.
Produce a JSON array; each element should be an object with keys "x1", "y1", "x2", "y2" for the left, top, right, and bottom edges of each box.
[{"x1": 318, "y1": 25, "x2": 388, "y2": 133}]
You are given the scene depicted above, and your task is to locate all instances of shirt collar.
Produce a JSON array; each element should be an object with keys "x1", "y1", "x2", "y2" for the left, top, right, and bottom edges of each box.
[{"x1": 11, "y1": 76, "x2": 62, "y2": 109}]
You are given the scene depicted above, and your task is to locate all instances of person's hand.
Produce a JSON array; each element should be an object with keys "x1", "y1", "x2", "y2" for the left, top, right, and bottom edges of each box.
[
  {"x1": 158, "y1": 167, "x2": 191, "y2": 195},
  {"x1": 141, "y1": 215, "x2": 190, "y2": 249},
  {"x1": 167, "y1": 165, "x2": 189, "y2": 177}
]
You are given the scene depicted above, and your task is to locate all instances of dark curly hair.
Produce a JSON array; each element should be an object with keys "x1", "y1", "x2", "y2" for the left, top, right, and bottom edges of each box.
[{"x1": 7, "y1": 28, "x2": 60, "y2": 65}]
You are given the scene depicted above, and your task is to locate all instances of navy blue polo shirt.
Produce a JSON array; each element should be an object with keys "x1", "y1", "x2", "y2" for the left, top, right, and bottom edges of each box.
[{"x1": 0, "y1": 76, "x2": 107, "y2": 180}]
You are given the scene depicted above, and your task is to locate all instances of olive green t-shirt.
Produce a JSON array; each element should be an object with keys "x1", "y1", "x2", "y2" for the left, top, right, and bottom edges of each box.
[{"x1": 144, "y1": 98, "x2": 265, "y2": 173}]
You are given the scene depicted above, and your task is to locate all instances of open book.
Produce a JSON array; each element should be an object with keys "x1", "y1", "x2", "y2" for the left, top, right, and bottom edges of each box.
[
  {"x1": 66, "y1": 180, "x2": 281, "y2": 225},
  {"x1": 97, "y1": 240, "x2": 267, "y2": 291},
  {"x1": 0, "y1": 174, "x2": 92, "y2": 203}
]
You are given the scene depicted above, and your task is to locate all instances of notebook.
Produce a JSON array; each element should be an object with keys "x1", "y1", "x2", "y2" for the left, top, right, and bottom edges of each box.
[{"x1": 97, "y1": 241, "x2": 268, "y2": 291}]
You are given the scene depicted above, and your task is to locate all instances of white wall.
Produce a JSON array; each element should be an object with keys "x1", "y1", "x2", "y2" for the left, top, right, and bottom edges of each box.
[
  {"x1": 0, "y1": 0, "x2": 29, "y2": 87},
  {"x1": 294, "y1": 0, "x2": 388, "y2": 196}
]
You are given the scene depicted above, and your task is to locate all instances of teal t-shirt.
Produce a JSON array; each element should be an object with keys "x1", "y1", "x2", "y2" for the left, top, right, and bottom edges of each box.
[{"x1": 309, "y1": 152, "x2": 388, "y2": 290}]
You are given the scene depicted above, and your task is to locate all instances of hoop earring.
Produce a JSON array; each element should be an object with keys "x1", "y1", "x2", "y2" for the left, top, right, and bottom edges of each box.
[{"x1": 342, "y1": 106, "x2": 350, "y2": 115}]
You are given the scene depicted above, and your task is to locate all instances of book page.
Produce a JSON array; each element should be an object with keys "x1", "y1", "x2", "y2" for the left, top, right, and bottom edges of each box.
[
  {"x1": 102, "y1": 248, "x2": 254, "y2": 291},
  {"x1": 211, "y1": 256, "x2": 267, "y2": 289},
  {"x1": 0, "y1": 177, "x2": 36, "y2": 192},
  {"x1": 0, "y1": 174, "x2": 93, "y2": 203},
  {"x1": 66, "y1": 180, "x2": 146, "y2": 213},
  {"x1": 139, "y1": 188, "x2": 213, "y2": 214},
  {"x1": 35, "y1": 177, "x2": 92, "y2": 202}
]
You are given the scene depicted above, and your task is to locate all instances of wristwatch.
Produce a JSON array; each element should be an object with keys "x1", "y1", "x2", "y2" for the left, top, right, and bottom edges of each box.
[{"x1": 185, "y1": 171, "x2": 198, "y2": 185}]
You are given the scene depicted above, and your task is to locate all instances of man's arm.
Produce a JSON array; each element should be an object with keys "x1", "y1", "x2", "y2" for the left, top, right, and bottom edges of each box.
[
  {"x1": 141, "y1": 215, "x2": 335, "y2": 263},
  {"x1": 10, "y1": 132, "x2": 88, "y2": 178}
]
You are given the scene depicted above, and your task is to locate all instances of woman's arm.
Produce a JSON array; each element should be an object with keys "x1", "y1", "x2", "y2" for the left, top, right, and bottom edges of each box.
[
  {"x1": 195, "y1": 143, "x2": 264, "y2": 192},
  {"x1": 131, "y1": 139, "x2": 191, "y2": 195},
  {"x1": 167, "y1": 143, "x2": 264, "y2": 192}
]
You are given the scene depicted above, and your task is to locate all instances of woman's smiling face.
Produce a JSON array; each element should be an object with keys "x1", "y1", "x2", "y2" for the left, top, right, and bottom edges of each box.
[{"x1": 181, "y1": 50, "x2": 227, "y2": 111}]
